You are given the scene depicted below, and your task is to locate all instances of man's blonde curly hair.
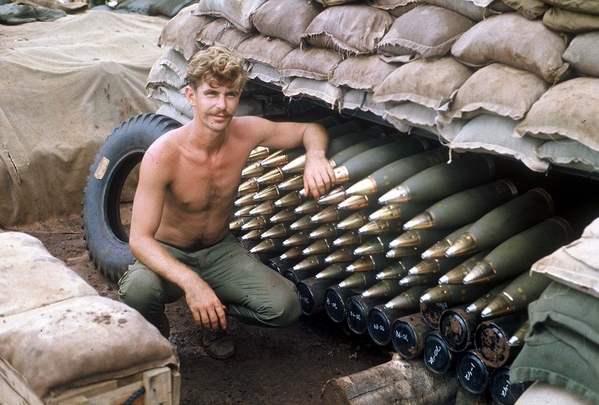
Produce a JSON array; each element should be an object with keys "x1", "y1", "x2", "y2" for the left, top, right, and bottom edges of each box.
[{"x1": 186, "y1": 46, "x2": 248, "y2": 92}]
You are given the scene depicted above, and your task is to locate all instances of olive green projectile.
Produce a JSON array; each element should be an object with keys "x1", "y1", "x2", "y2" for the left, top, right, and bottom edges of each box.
[
  {"x1": 238, "y1": 178, "x2": 260, "y2": 195},
  {"x1": 248, "y1": 146, "x2": 271, "y2": 163},
  {"x1": 279, "y1": 246, "x2": 304, "y2": 261},
  {"x1": 420, "y1": 282, "x2": 497, "y2": 304},
  {"x1": 241, "y1": 214, "x2": 274, "y2": 231},
  {"x1": 234, "y1": 204, "x2": 259, "y2": 218},
  {"x1": 241, "y1": 162, "x2": 265, "y2": 179},
  {"x1": 276, "y1": 175, "x2": 304, "y2": 192},
  {"x1": 358, "y1": 220, "x2": 402, "y2": 236},
  {"x1": 333, "y1": 230, "x2": 367, "y2": 247},
  {"x1": 463, "y1": 217, "x2": 571, "y2": 285},
  {"x1": 260, "y1": 147, "x2": 305, "y2": 168},
  {"x1": 398, "y1": 273, "x2": 439, "y2": 287},
  {"x1": 354, "y1": 234, "x2": 397, "y2": 256},
  {"x1": 328, "y1": 136, "x2": 396, "y2": 168},
  {"x1": 346, "y1": 148, "x2": 449, "y2": 197},
  {"x1": 438, "y1": 251, "x2": 489, "y2": 284},
  {"x1": 317, "y1": 186, "x2": 348, "y2": 205},
  {"x1": 289, "y1": 214, "x2": 317, "y2": 231},
  {"x1": 362, "y1": 280, "x2": 408, "y2": 299},
  {"x1": 337, "y1": 195, "x2": 379, "y2": 211},
  {"x1": 445, "y1": 188, "x2": 555, "y2": 258},
  {"x1": 234, "y1": 192, "x2": 258, "y2": 207},
  {"x1": 378, "y1": 153, "x2": 496, "y2": 205},
  {"x1": 508, "y1": 320, "x2": 530, "y2": 347},
  {"x1": 315, "y1": 263, "x2": 348, "y2": 280},
  {"x1": 294, "y1": 199, "x2": 323, "y2": 215},
  {"x1": 403, "y1": 179, "x2": 518, "y2": 231},
  {"x1": 481, "y1": 272, "x2": 553, "y2": 318},
  {"x1": 240, "y1": 229, "x2": 266, "y2": 241},
  {"x1": 346, "y1": 255, "x2": 396, "y2": 273},
  {"x1": 332, "y1": 137, "x2": 430, "y2": 186},
  {"x1": 390, "y1": 228, "x2": 455, "y2": 249},
  {"x1": 250, "y1": 238, "x2": 286, "y2": 254},
  {"x1": 292, "y1": 254, "x2": 329, "y2": 272},
  {"x1": 375, "y1": 257, "x2": 422, "y2": 280},
  {"x1": 249, "y1": 200, "x2": 277, "y2": 216},
  {"x1": 465, "y1": 280, "x2": 512, "y2": 314},
  {"x1": 283, "y1": 231, "x2": 311, "y2": 247},
  {"x1": 310, "y1": 223, "x2": 339, "y2": 240},
  {"x1": 262, "y1": 223, "x2": 293, "y2": 239},
  {"x1": 324, "y1": 247, "x2": 359, "y2": 264},
  {"x1": 407, "y1": 255, "x2": 470, "y2": 276},
  {"x1": 256, "y1": 167, "x2": 285, "y2": 185},
  {"x1": 384, "y1": 285, "x2": 429, "y2": 310},
  {"x1": 338, "y1": 272, "x2": 379, "y2": 289},
  {"x1": 302, "y1": 238, "x2": 336, "y2": 256},
  {"x1": 275, "y1": 191, "x2": 306, "y2": 208},
  {"x1": 420, "y1": 223, "x2": 474, "y2": 259},
  {"x1": 269, "y1": 208, "x2": 298, "y2": 224},
  {"x1": 368, "y1": 201, "x2": 432, "y2": 222}
]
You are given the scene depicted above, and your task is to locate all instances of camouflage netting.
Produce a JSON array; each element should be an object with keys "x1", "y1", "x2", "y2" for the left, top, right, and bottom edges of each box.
[{"x1": 149, "y1": 0, "x2": 599, "y2": 180}]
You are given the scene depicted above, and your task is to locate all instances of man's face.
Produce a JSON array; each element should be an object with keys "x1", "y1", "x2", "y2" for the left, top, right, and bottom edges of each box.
[{"x1": 190, "y1": 81, "x2": 241, "y2": 133}]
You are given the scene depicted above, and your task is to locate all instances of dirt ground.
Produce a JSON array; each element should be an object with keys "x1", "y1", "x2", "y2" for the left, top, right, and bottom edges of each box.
[{"x1": 25, "y1": 219, "x2": 391, "y2": 405}]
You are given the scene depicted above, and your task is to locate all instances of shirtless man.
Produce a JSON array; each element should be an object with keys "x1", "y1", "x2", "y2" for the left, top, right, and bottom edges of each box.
[{"x1": 118, "y1": 46, "x2": 335, "y2": 359}]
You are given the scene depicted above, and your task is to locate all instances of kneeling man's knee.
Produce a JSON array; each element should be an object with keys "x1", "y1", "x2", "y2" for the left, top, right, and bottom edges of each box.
[{"x1": 265, "y1": 289, "x2": 302, "y2": 327}]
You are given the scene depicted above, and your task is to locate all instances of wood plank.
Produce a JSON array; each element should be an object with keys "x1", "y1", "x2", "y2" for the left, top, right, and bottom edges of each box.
[
  {"x1": 171, "y1": 371, "x2": 181, "y2": 405},
  {"x1": 0, "y1": 357, "x2": 44, "y2": 405},
  {"x1": 142, "y1": 367, "x2": 172, "y2": 405},
  {"x1": 47, "y1": 381, "x2": 118, "y2": 404},
  {"x1": 86, "y1": 381, "x2": 143, "y2": 405}
]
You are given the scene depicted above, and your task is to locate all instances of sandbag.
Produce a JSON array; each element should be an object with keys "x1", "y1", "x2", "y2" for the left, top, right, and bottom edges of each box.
[
  {"x1": 540, "y1": 0, "x2": 599, "y2": 15},
  {"x1": 329, "y1": 55, "x2": 398, "y2": 92},
  {"x1": 236, "y1": 35, "x2": 295, "y2": 69},
  {"x1": 159, "y1": 4, "x2": 214, "y2": 60},
  {"x1": 313, "y1": 0, "x2": 357, "y2": 5},
  {"x1": 543, "y1": 6, "x2": 599, "y2": 33},
  {"x1": 365, "y1": 0, "x2": 422, "y2": 17},
  {"x1": 376, "y1": 5, "x2": 475, "y2": 62},
  {"x1": 14, "y1": 0, "x2": 87, "y2": 13},
  {"x1": 147, "y1": 48, "x2": 187, "y2": 92},
  {"x1": 384, "y1": 102, "x2": 436, "y2": 135},
  {"x1": 438, "y1": 63, "x2": 549, "y2": 123},
  {"x1": 501, "y1": 0, "x2": 548, "y2": 19},
  {"x1": 449, "y1": 114, "x2": 549, "y2": 172},
  {"x1": 194, "y1": 17, "x2": 252, "y2": 50},
  {"x1": 252, "y1": 0, "x2": 323, "y2": 47},
  {"x1": 283, "y1": 78, "x2": 343, "y2": 109},
  {"x1": 514, "y1": 77, "x2": 599, "y2": 151},
  {"x1": 451, "y1": 13, "x2": 569, "y2": 83},
  {"x1": 423, "y1": 0, "x2": 502, "y2": 21},
  {"x1": 372, "y1": 56, "x2": 473, "y2": 109},
  {"x1": 194, "y1": 0, "x2": 267, "y2": 33},
  {"x1": 562, "y1": 31, "x2": 599, "y2": 77},
  {"x1": 301, "y1": 4, "x2": 395, "y2": 56},
  {"x1": 536, "y1": 139, "x2": 599, "y2": 175},
  {"x1": 278, "y1": 47, "x2": 342, "y2": 81},
  {"x1": 248, "y1": 61, "x2": 287, "y2": 86},
  {"x1": 0, "y1": 2, "x2": 65, "y2": 23}
]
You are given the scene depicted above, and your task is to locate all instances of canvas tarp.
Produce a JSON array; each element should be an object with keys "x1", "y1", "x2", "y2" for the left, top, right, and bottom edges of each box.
[{"x1": 0, "y1": 11, "x2": 166, "y2": 230}]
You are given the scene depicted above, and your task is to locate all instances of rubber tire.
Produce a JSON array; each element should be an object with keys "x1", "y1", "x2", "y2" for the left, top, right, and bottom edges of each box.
[{"x1": 82, "y1": 114, "x2": 182, "y2": 282}]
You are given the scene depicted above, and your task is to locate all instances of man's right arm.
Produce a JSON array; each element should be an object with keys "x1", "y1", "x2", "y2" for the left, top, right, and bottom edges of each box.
[{"x1": 128, "y1": 147, "x2": 227, "y2": 330}]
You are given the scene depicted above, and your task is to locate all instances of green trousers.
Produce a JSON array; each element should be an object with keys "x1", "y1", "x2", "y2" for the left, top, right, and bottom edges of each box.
[{"x1": 118, "y1": 234, "x2": 301, "y2": 332}]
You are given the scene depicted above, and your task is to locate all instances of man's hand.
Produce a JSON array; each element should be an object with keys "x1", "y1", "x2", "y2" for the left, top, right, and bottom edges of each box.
[
  {"x1": 303, "y1": 151, "x2": 335, "y2": 200},
  {"x1": 185, "y1": 277, "x2": 227, "y2": 330}
]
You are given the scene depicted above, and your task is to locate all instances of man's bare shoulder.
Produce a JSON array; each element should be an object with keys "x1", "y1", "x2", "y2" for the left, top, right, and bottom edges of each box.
[{"x1": 144, "y1": 125, "x2": 187, "y2": 162}]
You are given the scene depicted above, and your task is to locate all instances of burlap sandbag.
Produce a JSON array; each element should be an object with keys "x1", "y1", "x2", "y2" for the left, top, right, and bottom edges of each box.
[
  {"x1": 278, "y1": 47, "x2": 342, "y2": 81},
  {"x1": 384, "y1": 102, "x2": 436, "y2": 135},
  {"x1": 283, "y1": 78, "x2": 343, "y2": 109},
  {"x1": 536, "y1": 139, "x2": 599, "y2": 174},
  {"x1": 194, "y1": 0, "x2": 267, "y2": 33},
  {"x1": 424, "y1": 0, "x2": 501, "y2": 21},
  {"x1": 451, "y1": 13, "x2": 569, "y2": 83},
  {"x1": 543, "y1": 6, "x2": 599, "y2": 33},
  {"x1": 147, "y1": 48, "x2": 187, "y2": 92},
  {"x1": 247, "y1": 62, "x2": 287, "y2": 86},
  {"x1": 340, "y1": 88, "x2": 367, "y2": 111},
  {"x1": 449, "y1": 114, "x2": 549, "y2": 172},
  {"x1": 301, "y1": 4, "x2": 395, "y2": 56},
  {"x1": 194, "y1": 18, "x2": 252, "y2": 50},
  {"x1": 372, "y1": 56, "x2": 473, "y2": 109},
  {"x1": 514, "y1": 78, "x2": 599, "y2": 151},
  {"x1": 376, "y1": 5, "x2": 475, "y2": 62},
  {"x1": 159, "y1": 4, "x2": 213, "y2": 60},
  {"x1": 0, "y1": 232, "x2": 98, "y2": 317},
  {"x1": 236, "y1": 35, "x2": 294, "y2": 69},
  {"x1": 501, "y1": 0, "x2": 548, "y2": 19},
  {"x1": 329, "y1": 55, "x2": 398, "y2": 92},
  {"x1": 562, "y1": 31, "x2": 599, "y2": 77},
  {"x1": 252, "y1": 0, "x2": 322, "y2": 47},
  {"x1": 365, "y1": 0, "x2": 422, "y2": 17},
  {"x1": 541, "y1": 0, "x2": 599, "y2": 14},
  {"x1": 438, "y1": 63, "x2": 549, "y2": 124},
  {"x1": 11, "y1": 0, "x2": 88, "y2": 12}
]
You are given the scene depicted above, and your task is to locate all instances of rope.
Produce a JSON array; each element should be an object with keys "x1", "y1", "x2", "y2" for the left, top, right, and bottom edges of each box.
[{"x1": 123, "y1": 387, "x2": 146, "y2": 405}]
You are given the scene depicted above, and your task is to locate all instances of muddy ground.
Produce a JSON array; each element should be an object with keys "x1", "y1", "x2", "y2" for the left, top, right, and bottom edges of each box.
[{"x1": 25, "y1": 220, "x2": 391, "y2": 405}]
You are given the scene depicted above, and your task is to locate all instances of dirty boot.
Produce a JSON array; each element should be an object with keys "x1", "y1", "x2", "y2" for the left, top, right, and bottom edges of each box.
[{"x1": 202, "y1": 328, "x2": 235, "y2": 360}]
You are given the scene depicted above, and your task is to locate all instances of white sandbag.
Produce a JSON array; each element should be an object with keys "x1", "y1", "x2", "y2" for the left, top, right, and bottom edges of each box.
[
  {"x1": 438, "y1": 63, "x2": 549, "y2": 123},
  {"x1": 514, "y1": 77, "x2": 599, "y2": 151},
  {"x1": 252, "y1": 0, "x2": 323, "y2": 47},
  {"x1": 340, "y1": 89, "x2": 367, "y2": 111},
  {"x1": 159, "y1": 4, "x2": 214, "y2": 60},
  {"x1": 384, "y1": 102, "x2": 437, "y2": 135},
  {"x1": 329, "y1": 55, "x2": 398, "y2": 92},
  {"x1": 248, "y1": 62, "x2": 288, "y2": 87},
  {"x1": 194, "y1": 0, "x2": 268, "y2": 33},
  {"x1": 376, "y1": 5, "x2": 475, "y2": 62},
  {"x1": 278, "y1": 47, "x2": 343, "y2": 81},
  {"x1": 301, "y1": 4, "x2": 395, "y2": 56},
  {"x1": 451, "y1": 13, "x2": 569, "y2": 83},
  {"x1": 283, "y1": 78, "x2": 343, "y2": 109},
  {"x1": 563, "y1": 31, "x2": 599, "y2": 77},
  {"x1": 362, "y1": 92, "x2": 388, "y2": 118},
  {"x1": 372, "y1": 56, "x2": 473, "y2": 109},
  {"x1": 535, "y1": 139, "x2": 599, "y2": 174},
  {"x1": 449, "y1": 114, "x2": 549, "y2": 172}
]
